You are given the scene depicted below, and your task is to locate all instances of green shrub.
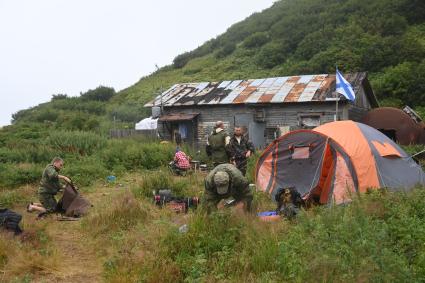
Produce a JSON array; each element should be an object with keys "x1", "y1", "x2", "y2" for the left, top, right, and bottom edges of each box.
[
  {"x1": 100, "y1": 140, "x2": 173, "y2": 170},
  {"x1": 173, "y1": 52, "x2": 192, "y2": 68},
  {"x1": 131, "y1": 170, "x2": 173, "y2": 199},
  {"x1": 0, "y1": 189, "x2": 30, "y2": 207},
  {"x1": 0, "y1": 163, "x2": 42, "y2": 188},
  {"x1": 46, "y1": 130, "x2": 107, "y2": 156},
  {"x1": 61, "y1": 157, "x2": 109, "y2": 187},
  {"x1": 243, "y1": 32, "x2": 270, "y2": 49},
  {"x1": 80, "y1": 86, "x2": 115, "y2": 102},
  {"x1": 215, "y1": 43, "x2": 236, "y2": 59},
  {"x1": 0, "y1": 146, "x2": 57, "y2": 164},
  {"x1": 108, "y1": 103, "x2": 145, "y2": 123},
  {"x1": 255, "y1": 41, "x2": 286, "y2": 68}
]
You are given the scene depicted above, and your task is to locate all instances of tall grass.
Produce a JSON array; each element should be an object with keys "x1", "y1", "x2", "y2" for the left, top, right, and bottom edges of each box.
[
  {"x1": 46, "y1": 130, "x2": 107, "y2": 156},
  {"x1": 91, "y1": 188, "x2": 425, "y2": 282},
  {"x1": 0, "y1": 224, "x2": 62, "y2": 282}
]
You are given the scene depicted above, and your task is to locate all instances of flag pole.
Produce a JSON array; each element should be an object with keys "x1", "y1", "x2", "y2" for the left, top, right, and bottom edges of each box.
[
  {"x1": 334, "y1": 65, "x2": 339, "y2": 121},
  {"x1": 335, "y1": 96, "x2": 339, "y2": 121}
]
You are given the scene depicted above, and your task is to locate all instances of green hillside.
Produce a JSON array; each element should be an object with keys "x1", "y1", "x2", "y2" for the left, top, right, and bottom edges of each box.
[{"x1": 9, "y1": 0, "x2": 425, "y2": 132}]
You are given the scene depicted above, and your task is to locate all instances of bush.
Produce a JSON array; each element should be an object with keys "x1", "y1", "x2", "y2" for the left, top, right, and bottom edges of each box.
[
  {"x1": 255, "y1": 42, "x2": 286, "y2": 69},
  {"x1": 51, "y1": 93, "x2": 68, "y2": 101},
  {"x1": 100, "y1": 140, "x2": 173, "y2": 170},
  {"x1": 0, "y1": 163, "x2": 42, "y2": 188},
  {"x1": 109, "y1": 103, "x2": 145, "y2": 123},
  {"x1": 243, "y1": 32, "x2": 270, "y2": 49},
  {"x1": 46, "y1": 130, "x2": 107, "y2": 156},
  {"x1": 173, "y1": 52, "x2": 192, "y2": 69},
  {"x1": 81, "y1": 86, "x2": 115, "y2": 102},
  {"x1": 61, "y1": 157, "x2": 109, "y2": 187},
  {"x1": 0, "y1": 145, "x2": 57, "y2": 164},
  {"x1": 215, "y1": 43, "x2": 236, "y2": 59}
]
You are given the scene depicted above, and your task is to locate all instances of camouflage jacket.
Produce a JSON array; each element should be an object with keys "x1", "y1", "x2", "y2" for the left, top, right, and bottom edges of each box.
[
  {"x1": 38, "y1": 164, "x2": 62, "y2": 195},
  {"x1": 207, "y1": 128, "x2": 231, "y2": 164},
  {"x1": 205, "y1": 164, "x2": 249, "y2": 198}
]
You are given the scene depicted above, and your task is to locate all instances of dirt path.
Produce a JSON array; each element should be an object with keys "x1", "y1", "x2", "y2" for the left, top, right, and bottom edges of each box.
[{"x1": 15, "y1": 188, "x2": 113, "y2": 282}]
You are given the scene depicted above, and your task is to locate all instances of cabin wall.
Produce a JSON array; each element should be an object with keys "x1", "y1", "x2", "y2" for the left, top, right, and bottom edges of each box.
[
  {"x1": 158, "y1": 102, "x2": 353, "y2": 148},
  {"x1": 348, "y1": 87, "x2": 371, "y2": 121}
]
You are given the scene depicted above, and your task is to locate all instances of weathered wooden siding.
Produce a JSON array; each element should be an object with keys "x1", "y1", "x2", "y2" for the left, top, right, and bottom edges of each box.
[{"x1": 158, "y1": 102, "x2": 352, "y2": 148}]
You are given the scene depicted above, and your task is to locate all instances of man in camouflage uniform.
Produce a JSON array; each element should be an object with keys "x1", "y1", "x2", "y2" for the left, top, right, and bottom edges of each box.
[
  {"x1": 203, "y1": 163, "x2": 253, "y2": 213},
  {"x1": 38, "y1": 157, "x2": 71, "y2": 214},
  {"x1": 206, "y1": 121, "x2": 231, "y2": 167},
  {"x1": 229, "y1": 126, "x2": 255, "y2": 176}
]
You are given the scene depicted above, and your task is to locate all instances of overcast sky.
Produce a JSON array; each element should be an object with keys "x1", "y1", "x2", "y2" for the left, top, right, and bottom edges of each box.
[{"x1": 0, "y1": 0, "x2": 275, "y2": 126}]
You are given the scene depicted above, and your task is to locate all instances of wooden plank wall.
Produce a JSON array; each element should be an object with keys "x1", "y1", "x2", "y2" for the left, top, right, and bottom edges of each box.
[{"x1": 158, "y1": 103, "x2": 349, "y2": 147}]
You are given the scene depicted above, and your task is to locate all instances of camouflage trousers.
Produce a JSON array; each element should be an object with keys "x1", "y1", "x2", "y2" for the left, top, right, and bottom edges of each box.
[{"x1": 38, "y1": 193, "x2": 58, "y2": 213}]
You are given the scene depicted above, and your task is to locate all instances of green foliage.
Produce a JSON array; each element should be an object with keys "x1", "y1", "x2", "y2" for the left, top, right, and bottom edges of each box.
[
  {"x1": 255, "y1": 42, "x2": 287, "y2": 69},
  {"x1": 46, "y1": 130, "x2": 107, "y2": 156},
  {"x1": 51, "y1": 93, "x2": 68, "y2": 101},
  {"x1": 80, "y1": 86, "x2": 115, "y2": 102},
  {"x1": 173, "y1": 52, "x2": 192, "y2": 69},
  {"x1": 100, "y1": 139, "x2": 173, "y2": 170},
  {"x1": 215, "y1": 43, "x2": 236, "y2": 59},
  {"x1": 242, "y1": 32, "x2": 270, "y2": 49},
  {"x1": 129, "y1": 189, "x2": 425, "y2": 282},
  {"x1": 371, "y1": 60, "x2": 425, "y2": 107},
  {"x1": 0, "y1": 189, "x2": 30, "y2": 207},
  {"x1": 61, "y1": 157, "x2": 109, "y2": 186},
  {"x1": 108, "y1": 103, "x2": 146, "y2": 123},
  {"x1": 0, "y1": 163, "x2": 42, "y2": 188}
]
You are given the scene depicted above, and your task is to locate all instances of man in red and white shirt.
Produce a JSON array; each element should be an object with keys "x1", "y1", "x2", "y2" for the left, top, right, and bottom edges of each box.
[{"x1": 174, "y1": 149, "x2": 191, "y2": 170}]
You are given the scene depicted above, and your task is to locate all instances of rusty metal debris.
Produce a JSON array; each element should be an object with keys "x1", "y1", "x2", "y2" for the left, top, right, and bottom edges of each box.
[{"x1": 361, "y1": 107, "x2": 425, "y2": 145}]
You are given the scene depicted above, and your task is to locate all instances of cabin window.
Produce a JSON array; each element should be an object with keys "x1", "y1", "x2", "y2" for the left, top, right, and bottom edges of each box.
[{"x1": 299, "y1": 115, "x2": 321, "y2": 128}]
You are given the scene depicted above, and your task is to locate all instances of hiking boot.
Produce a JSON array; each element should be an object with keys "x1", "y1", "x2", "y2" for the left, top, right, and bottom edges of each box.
[{"x1": 36, "y1": 212, "x2": 48, "y2": 220}]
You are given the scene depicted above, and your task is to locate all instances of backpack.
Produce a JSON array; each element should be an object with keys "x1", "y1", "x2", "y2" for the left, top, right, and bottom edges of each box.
[
  {"x1": 56, "y1": 183, "x2": 91, "y2": 217},
  {"x1": 0, "y1": 209, "x2": 23, "y2": 235}
]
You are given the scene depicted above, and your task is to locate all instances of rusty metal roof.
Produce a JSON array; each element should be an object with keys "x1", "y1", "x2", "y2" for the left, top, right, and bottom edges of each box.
[{"x1": 145, "y1": 73, "x2": 376, "y2": 107}]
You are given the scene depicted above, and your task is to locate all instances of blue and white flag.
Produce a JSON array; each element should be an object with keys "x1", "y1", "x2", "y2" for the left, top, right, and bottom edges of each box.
[{"x1": 336, "y1": 68, "x2": 355, "y2": 101}]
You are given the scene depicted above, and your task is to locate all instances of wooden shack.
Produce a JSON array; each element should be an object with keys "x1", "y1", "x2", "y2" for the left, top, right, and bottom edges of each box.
[{"x1": 144, "y1": 73, "x2": 378, "y2": 149}]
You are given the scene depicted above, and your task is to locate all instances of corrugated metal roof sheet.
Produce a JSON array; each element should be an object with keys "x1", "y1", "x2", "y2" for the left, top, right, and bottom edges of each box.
[{"x1": 144, "y1": 73, "x2": 369, "y2": 107}]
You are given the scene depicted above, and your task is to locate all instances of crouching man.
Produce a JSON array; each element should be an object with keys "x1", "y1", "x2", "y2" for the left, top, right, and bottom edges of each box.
[
  {"x1": 203, "y1": 163, "x2": 253, "y2": 213},
  {"x1": 37, "y1": 157, "x2": 71, "y2": 215}
]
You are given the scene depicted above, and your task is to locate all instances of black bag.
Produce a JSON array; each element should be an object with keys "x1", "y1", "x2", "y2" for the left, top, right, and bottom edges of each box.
[
  {"x1": 206, "y1": 144, "x2": 212, "y2": 157},
  {"x1": 153, "y1": 189, "x2": 200, "y2": 213},
  {"x1": 275, "y1": 187, "x2": 304, "y2": 219},
  {"x1": 0, "y1": 209, "x2": 23, "y2": 235}
]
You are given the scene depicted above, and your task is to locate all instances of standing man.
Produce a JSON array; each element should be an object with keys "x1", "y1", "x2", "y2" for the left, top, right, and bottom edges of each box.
[
  {"x1": 203, "y1": 163, "x2": 253, "y2": 213},
  {"x1": 206, "y1": 121, "x2": 231, "y2": 167},
  {"x1": 229, "y1": 126, "x2": 255, "y2": 175},
  {"x1": 38, "y1": 157, "x2": 71, "y2": 215}
]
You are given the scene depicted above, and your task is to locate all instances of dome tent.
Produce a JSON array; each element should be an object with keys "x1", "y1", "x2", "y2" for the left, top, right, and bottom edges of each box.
[{"x1": 256, "y1": 121, "x2": 425, "y2": 205}]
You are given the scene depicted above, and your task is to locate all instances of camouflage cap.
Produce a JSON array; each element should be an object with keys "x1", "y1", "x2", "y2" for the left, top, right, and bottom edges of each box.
[{"x1": 213, "y1": 171, "x2": 229, "y2": 195}]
